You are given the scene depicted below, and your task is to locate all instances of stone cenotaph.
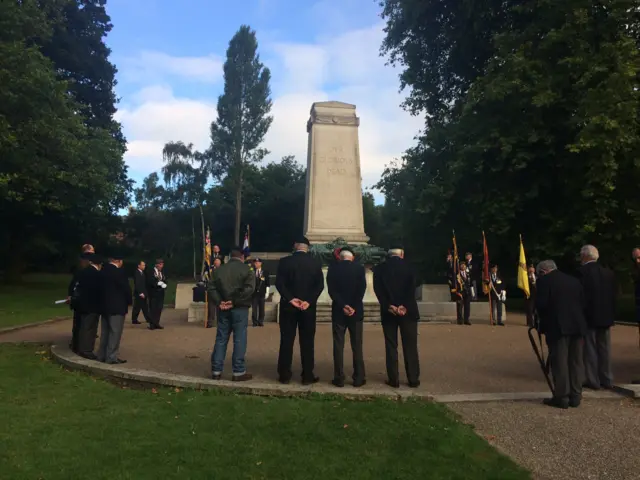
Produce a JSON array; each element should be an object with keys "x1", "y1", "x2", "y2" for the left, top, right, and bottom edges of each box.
[{"x1": 303, "y1": 101, "x2": 369, "y2": 245}]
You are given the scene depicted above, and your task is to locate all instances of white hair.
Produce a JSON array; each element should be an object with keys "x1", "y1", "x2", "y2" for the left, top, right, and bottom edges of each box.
[
  {"x1": 580, "y1": 244, "x2": 599, "y2": 262},
  {"x1": 536, "y1": 260, "x2": 557, "y2": 275},
  {"x1": 388, "y1": 248, "x2": 403, "y2": 256},
  {"x1": 340, "y1": 250, "x2": 354, "y2": 260},
  {"x1": 294, "y1": 242, "x2": 309, "y2": 252}
]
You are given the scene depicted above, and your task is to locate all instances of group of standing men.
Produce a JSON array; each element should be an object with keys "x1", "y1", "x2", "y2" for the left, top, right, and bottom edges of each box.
[
  {"x1": 68, "y1": 244, "x2": 168, "y2": 364},
  {"x1": 446, "y1": 252, "x2": 506, "y2": 325},
  {"x1": 534, "y1": 245, "x2": 616, "y2": 409},
  {"x1": 206, "y1": 237, "x2": 420, "y2": 388}
]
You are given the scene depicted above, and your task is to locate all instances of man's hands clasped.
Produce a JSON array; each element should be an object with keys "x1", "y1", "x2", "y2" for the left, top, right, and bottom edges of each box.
[
  {"x1": 290, "y1": 298, "x2": 310, "y2": 311},
  {"x1": 219, "y1": 301, "x2": 234, "y2": 311},
  {"x1": 387, "y1": 305, "x2": 407, "y2": 316}
]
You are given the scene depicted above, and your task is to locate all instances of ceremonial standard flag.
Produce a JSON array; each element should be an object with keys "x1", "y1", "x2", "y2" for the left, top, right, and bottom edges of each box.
[
  {"x1": 482, "y1": 231, "x2": 490, "y2": 295},
  {"x1": 203, "y1": 227, "x2": 211, "y2": 282},
  {"x1": 452, "y1": 231, "x2": 462, "y2": 298},
  {"x1": 517, "y1": 235, "x2": 530, "y2": 299},
  {"x1": 242, "y1": 225, "x2": 250, "y2": 256}
]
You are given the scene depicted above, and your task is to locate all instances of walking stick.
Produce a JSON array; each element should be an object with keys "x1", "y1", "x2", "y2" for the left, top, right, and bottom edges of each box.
[{"x1": 527, "y1": 312, "x2": 554, "y2": 394}]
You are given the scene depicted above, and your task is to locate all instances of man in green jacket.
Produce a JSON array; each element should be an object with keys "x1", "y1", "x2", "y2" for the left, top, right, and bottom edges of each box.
[{"x1": 208, "y1": 246, "x2": 255, "y2": 381}]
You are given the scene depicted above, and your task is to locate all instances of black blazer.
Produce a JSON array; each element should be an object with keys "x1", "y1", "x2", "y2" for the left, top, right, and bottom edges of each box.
[
  {"x1": 373, "y1": 256, "x2": 419, "y2": 322},
  {"x1": 275, "y1": 251, "x2": 324, "y2": 312},
  {"x1": 147, "y1": 268, "x2": 167, "y2": 298},
  {"x1": 75, "y1": 265, "x2": 103, "y2": 315},
  {"x1": 253, "y1": 268, "x2": 270, "y2": 296},
  {"x1": 327, "y1": 260, "x2": 367, "y2": 321},
  {"x1": 134, "y1": 269, "x2": 147, "y2": 296},
  {"x1": 536, "y1": 269, "x2": 587, "y2": 341},
  {"x1": 579, "y1": 262, "x2": 616, "y2": 328},
  {"x1": 489, "y1": 272, "x2": 504, "y2": 297},
  {"x1": 102, "y1": 263, "x2": 133, "y2": 316}
]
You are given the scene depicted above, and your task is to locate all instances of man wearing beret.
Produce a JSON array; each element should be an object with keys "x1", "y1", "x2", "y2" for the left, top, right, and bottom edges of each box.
[
  {"x1": 373, "y1": 244, "x2": 420, "y2": 388},
  {"x1": 98, "y1": 252, "x2": 132, "y2": 364},
  {"x1": 67, "y1": 244, "x2": 95, "y2": 353},
  {"x1": 74, "y1": 252, "x2": 103, "y2": 360},
  {"x1": 275, "y1": 237, "x2": 325, "y2": 385},
  {"x1": 327, "y1": 247, "x2": 367, "y2": 387},
  {"x1": 251, "y1": 257, "x2": 270, "y2": 327}
]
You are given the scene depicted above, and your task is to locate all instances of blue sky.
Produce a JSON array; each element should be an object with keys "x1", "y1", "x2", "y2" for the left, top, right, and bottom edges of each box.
[{"x1": 106, "y1": 0, "x2": 423, "y2": 201}]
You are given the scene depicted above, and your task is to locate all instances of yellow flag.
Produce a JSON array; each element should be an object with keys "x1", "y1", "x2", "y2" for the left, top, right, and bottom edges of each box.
[{"x1": 517, "y1": 235, "x2": 530, "y2": 299}]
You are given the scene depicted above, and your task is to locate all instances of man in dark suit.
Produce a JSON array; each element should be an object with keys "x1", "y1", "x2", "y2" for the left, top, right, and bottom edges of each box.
[
  {"x1": 373, "y1": 245, "x2": 420, "y2": 388},
  {"x1": 73, "y1": 253, "x2": 103, "y2": 360},
  {"x1": 67, "y1": 244, "x2": 94, "y2": 352},
  {"x1": 327, "y1": 247, "x2": 367, "y2": 387},
  {"x1": 275, "y1": 237, "x2": 324, "y2": 385},
  {"x1": 526, "y1": 264, "x2": 537, "y2": 327},
  {"x1": 212, "y1": 244, "x2": 225, "y2": 265},
  {"x1": 132, "y1": 260, "x2": 151, "y2": 324},
  {"x1": 579, "y1": 245, "x2": 616, "y2": 389},
  {"x1": 465, "y1": 252, "x2": 479, "y2": 301},
  {"x1": 457, "y1": 260, "x2": 472, "y2": 325},
  {"x1": 251, "y1": 257, "x2": 270, "y2": 327},
  {"x1": 536, "y1": 259, "x2": 588, "y2": 408},
  {"x1": 147, "y1": 258, "x2": 167, "y2": 330},
  {"x1": 98, "y1": 253, "x2": 132, "y2": 364},
  {"x1": 488, "y1": 264, "x2": 505, "y2": 326}
]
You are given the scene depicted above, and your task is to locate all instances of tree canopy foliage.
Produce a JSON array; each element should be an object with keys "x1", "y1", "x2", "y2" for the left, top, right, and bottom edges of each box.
[
  {"x1": 379, "y1": 0, "x2": 640, "y2": 277},
  {"x1": 0, "y1": 0, "x2": 129, "y2": 279}
]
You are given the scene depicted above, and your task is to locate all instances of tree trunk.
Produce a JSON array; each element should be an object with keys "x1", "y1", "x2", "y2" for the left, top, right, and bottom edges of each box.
[
  {"x1": 199, "y1": 204, "x2": 206, "y2": 277},
  {"x1": 191, "y1": 212, "x2": 196, "y2": 280},
  {"x1": 234, "y1": 169, "x2": 244, "y2": 246}
]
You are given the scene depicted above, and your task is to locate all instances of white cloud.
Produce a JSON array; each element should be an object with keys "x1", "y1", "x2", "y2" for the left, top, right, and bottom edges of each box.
[
  {"x1": 119, "y1": 50, "x2": 223, "y2": 84},
  {"x1": 116, "y1": 88, "x2": 216, "y2": 173},
  {"x1": 115, "y1": 17, "x2": 423, "y2": 199}
]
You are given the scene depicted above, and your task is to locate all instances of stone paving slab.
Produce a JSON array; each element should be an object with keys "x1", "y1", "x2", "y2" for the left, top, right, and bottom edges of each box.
[
  {"x1": 2, "y1": 309, "x2": 639, "y2": 395},
  {"x1": 451, "y1": 399, "x2": 640, "y2": 480}
]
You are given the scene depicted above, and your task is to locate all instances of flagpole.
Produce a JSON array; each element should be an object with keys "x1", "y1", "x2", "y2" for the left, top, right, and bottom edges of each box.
[{"x1": 483, "y1": 231, "x2": 494, "y2": 326}]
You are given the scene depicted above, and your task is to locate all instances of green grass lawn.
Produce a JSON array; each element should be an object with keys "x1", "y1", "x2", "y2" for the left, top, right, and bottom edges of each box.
[
  {"x1": 0, "y1": 274, "x2": 179, "y2": 329},
  {"x1": 0, "y1": 344, "x2": 530, "y2": 480}
]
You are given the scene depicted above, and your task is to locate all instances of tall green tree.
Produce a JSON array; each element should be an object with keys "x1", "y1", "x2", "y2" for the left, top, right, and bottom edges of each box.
[
  {"x1": 207, "y1": 25, "x2": 273, "y2": 245},
  {"x1": 379, "y1": 0, "x2": 640, "y2": 275},
  {"x1": 0, "y1": 0, "x2": 130, "y2": 279}
]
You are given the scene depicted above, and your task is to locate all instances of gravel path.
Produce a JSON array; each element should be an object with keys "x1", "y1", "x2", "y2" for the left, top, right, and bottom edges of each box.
[{"x1": 451, "y1": 399, "x2": 640, "y2": 480}]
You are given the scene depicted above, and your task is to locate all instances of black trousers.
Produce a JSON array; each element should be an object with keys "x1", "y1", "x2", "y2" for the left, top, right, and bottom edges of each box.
[
  {"x1": 332, "y1": 316, "x2": 365, "y2": 384},
  {"x1": 277, "y1": 307, "x2": 317, "y2": 382},
  {"x1": 78, "y1": 313, "x2": 100, "y2": 356},
  {"x1": 71, "y1": 310, "x2": 81, "y2": 352},
  {"x1": 206, "y1": 292, "x2": 218, "y2": 327},
  {"x1": 252, "y1": 295, "x2": 265, "y2": 326},
  {"x1": 132, "y1": 296, "x2": 151, "y2": 323},
  {"x1": 547, "y1": 335, "x2": 584, "y2": 402},
  {"x1": 456, "y1": 296, "x2": 471, "y2": 324},
  {"x1": 382, "y1": 318, "x2": 420, "y2": 385},
  {"x1": 525, "y1": 298, "x2": 535, "y2": 327},
  {"x1": 149, "y1": 294, "x2": 164, "y2": 327}
]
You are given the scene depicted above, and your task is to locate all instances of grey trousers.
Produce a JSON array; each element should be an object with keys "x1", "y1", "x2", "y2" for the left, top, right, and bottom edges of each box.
[
  {"x1": 332, "y1": 317, "x2": 365, "y2": 384},
  {"x1": 548, "y1": 335, "x2": 584, "y2": 401},
  {"x1": 584, "y1": 327, "x2": 612, "y2": 388},
  {"x1": 98, "y1": 314, "x2": 125, "y2": 364},
  {"x1": 78, "y1": 313, "x2": 100, "y2": 356}
]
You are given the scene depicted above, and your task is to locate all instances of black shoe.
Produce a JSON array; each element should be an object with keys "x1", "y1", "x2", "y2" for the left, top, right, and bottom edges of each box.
[
  {"x1": 353, "y1": 380, "x2": 366, "y2": 388},
  {"x1": 155, "y1": 325, "x2": 164, "y2": 330},
  {"x1": 116, "y1": 359, "x2": 127, "y2": 364},
  {"x1": 569, "y1": 399, "x2": 581, "y2": 408},
  {"x1": 331, "y1": 378, "x2": 345, "y2": 388},
  {"x1": 386, "y1": 380, "x2": 400, "y2": 388},
  {"x1": 408, "y1": 381, "x2": 420, "y2": 388},
  {"x1": 278, "y1": 377, "x2": 291, "y2": 385},
  {"x1": 211, "y1": 373, "x2": 222, "y2": 380},
  {"x1": 464, "y1": 321, "x2": 471, "y2": 325},
  {"x1": 148, "y1": 325, "x2": 156, "y2": 330},
  {"x1": 583, "y1": 383, "x2": 600, "y2": 390},
  {"x1": 206, "y1": 325, "x2": 213, "y2": 329},
  {"x1": 79, "y1": 353, "x2": 98, "y2": 361},
  {"x1": 132, "y1": 321, "x2": 141, "y2": 325},
  {"x1": 232, "y1": 373, "x2": 253, "y2": 382},
  {"x1": 543, "y1": 397, "x2": 569, "y2": 409},
  {"x1": 497, "y1": 322, "x2": 505, "y2": 326},
  {"x1": 302, "y1": 376, "x2": 319, "y2": 385}
]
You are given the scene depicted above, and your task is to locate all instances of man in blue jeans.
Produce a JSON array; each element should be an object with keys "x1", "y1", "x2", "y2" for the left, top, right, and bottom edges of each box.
[{"x1": 208, "y1": 246, "x2": 255, "y2": 381}]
